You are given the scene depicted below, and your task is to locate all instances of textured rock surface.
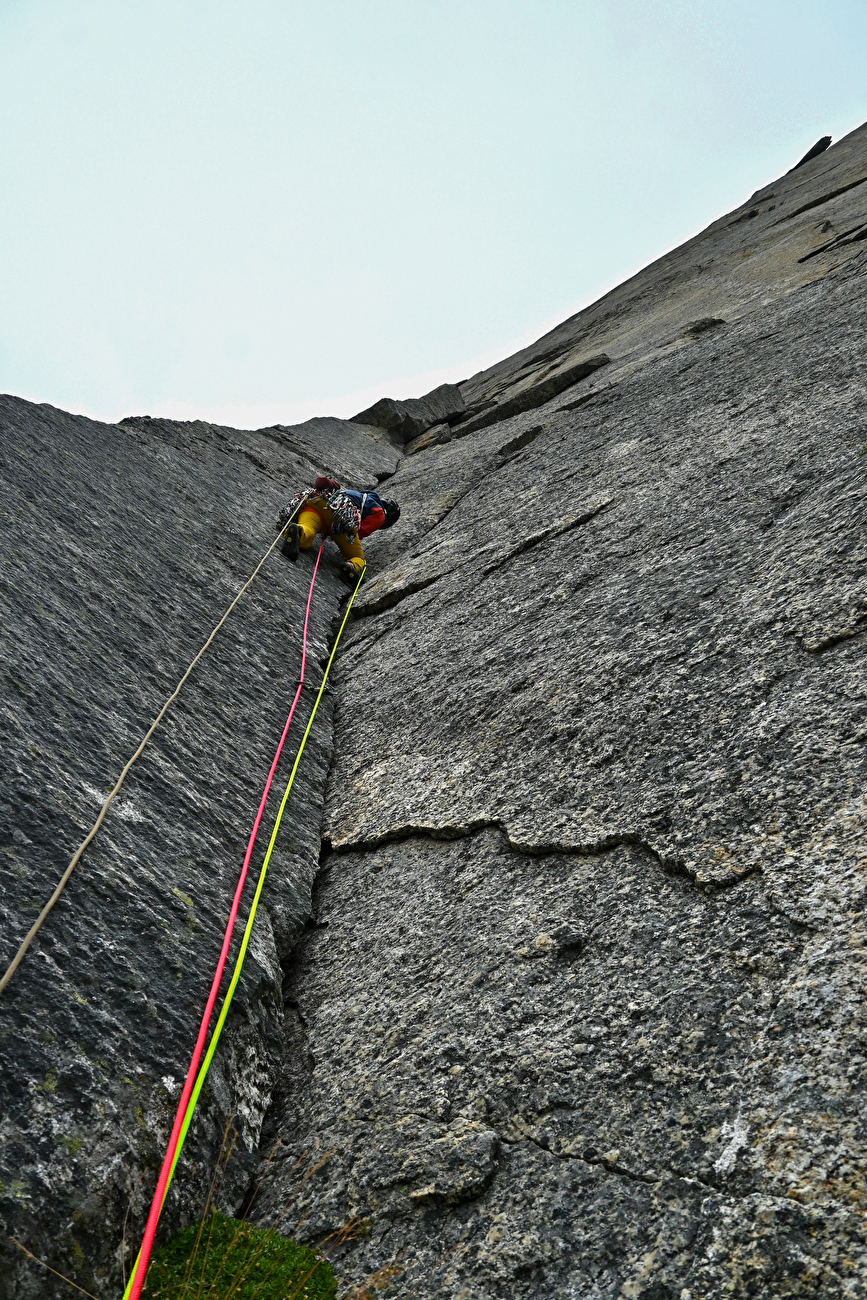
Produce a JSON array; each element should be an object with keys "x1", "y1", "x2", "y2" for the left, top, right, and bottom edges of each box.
[
  {"x1": 255, "y1": 141, "x2": 867, "y2": 1294},
  {"x1": 458, "y1": 120, "x2": 867, "y2": 430},
  {"x1": 2, "y1": 124, "x2": 867, "y2": 1299},
  {"x1": 352, "y1": 383, "x2": 466, "y2": 444},
  {"x1": 0, "y1": 404, "x2": 396, "y2": 1296},
  {"x1": 258, "y1": 831, "x2": 865, "y2": 1297}
]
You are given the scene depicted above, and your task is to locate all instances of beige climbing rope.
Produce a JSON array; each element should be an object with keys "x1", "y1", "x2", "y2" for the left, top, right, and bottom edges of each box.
[{"x1": 0, "y1": 514, "x2": 298, "y2": 995}]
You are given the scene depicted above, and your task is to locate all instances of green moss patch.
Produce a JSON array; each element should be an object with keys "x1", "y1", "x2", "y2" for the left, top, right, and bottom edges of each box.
[{"x1": 142, "y1": 1210, "x2": 337, "y2": 1300}]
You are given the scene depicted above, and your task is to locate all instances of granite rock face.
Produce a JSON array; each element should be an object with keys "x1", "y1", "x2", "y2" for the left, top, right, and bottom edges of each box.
[
  {"x1": 351, "y1": 383, "x2": 466, "y2": 444},
  {"x1": 457, "y1": 120, "x2": 867, "y2": 431},
  {"x1": 3, "y1": 123, "x2": 867, "y2": 1299},
  {"x1": 0, "y1": 405, "x2": 397, "y2": 1297},
  {"x1": 256, "y1": 131, "x2": 867, "y2": 1297}
]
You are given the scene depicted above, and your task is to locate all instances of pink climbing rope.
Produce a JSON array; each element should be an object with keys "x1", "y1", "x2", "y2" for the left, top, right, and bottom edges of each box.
[{"x1": 127, "y1": 540, "x2": 324, "y2": 1300}]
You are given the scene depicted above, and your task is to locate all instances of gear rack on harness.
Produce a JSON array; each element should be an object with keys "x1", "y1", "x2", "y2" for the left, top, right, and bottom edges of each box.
[{"x1": 279, "y1": 475, "x2": 400, "y2": 587}]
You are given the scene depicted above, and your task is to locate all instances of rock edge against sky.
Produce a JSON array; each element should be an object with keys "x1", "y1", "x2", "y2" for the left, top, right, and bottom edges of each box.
[{"x1": 2, "y1": 123, "x2": 867, "y2": 1298}]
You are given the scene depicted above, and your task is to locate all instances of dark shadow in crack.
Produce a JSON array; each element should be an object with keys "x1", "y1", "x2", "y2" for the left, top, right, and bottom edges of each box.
[{"x1": 331, "y1": 818, "x2": 760, "y2": 892}]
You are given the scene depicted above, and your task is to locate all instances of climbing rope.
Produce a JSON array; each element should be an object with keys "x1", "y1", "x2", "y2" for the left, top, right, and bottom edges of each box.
[
  {"x1": 116, "y1": 538, "x2": 323, "y2": 1294},
  {"x1": 0, "y1": 507, "x2": 303, "y2": 996},
  {"x1": 123, "y1": 561, "x2": 367, "y2": 1300}
]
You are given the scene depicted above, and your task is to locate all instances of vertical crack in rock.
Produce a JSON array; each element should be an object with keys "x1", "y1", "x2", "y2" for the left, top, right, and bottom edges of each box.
[
  {"x1": 0, "y1": 400, "x2": 398, "y2": 1297},
  {"x1": 5, "y1": 122, "x2": 867, "y2": 1298},
  {"x1": 261, "y1": 242, "x2": 867, "y2": 1294}
]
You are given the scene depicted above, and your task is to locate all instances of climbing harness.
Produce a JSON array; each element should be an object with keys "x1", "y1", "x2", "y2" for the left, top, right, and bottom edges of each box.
[
  {"x1": 296, "y1": 487, "x2": 364, "y2": 539},
  {"x1": 322, "y1": 489, "x2": 362, "y2": 539},
  {"x1": 123, "y1": 559, "x2": 367, "y2": 1300},
  {"x1": 0, "y1": 501, "x2": 307, "y2": 997}
]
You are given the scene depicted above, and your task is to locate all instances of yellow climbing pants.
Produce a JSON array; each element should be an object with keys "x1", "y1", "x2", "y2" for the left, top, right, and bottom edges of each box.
[{"x1": 298, "y1": 502, "x2": 366, "y2": 575}]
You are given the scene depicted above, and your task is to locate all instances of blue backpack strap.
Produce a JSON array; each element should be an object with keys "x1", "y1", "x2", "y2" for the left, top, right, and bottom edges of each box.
[{"x1": 343, "y1": 489, "x2": 382, "y2": 518}]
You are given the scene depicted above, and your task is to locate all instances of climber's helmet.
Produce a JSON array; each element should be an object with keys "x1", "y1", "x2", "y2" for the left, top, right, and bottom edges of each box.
[{"x1": 381, "y1": 500, "x2": 401, "y2": 529}]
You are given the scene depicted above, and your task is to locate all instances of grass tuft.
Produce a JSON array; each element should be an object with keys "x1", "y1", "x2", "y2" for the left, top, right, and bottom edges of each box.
[{"x1": 142, "y1": 1210, "x2": 337, "y2": 1300}]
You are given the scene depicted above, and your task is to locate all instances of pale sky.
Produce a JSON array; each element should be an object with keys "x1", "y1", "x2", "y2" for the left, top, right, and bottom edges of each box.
[{"x1": 1, "y1": 0, "x2": 865, "y2": 429}]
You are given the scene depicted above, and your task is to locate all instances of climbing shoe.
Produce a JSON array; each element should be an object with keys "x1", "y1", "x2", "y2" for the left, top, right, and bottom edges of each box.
[
  {"x1": 339, "y1": 562, "x2": 361, "y2": 589},
  {"x1": 281, "y1": 524, "x2": 300, "y2": 561}
]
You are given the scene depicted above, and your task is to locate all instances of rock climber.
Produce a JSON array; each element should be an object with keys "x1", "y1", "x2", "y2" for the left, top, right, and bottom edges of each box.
[{"x1": 278, "y1": 476, "x2": 401, "y2": 588}]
